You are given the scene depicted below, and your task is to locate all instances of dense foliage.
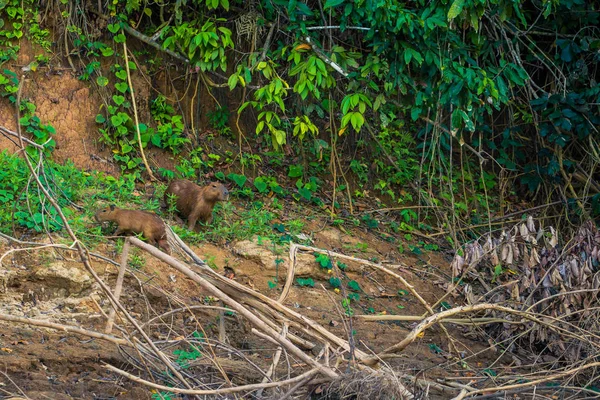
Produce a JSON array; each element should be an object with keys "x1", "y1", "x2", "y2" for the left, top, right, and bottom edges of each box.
[{"x1": 0, "y1": 0, "x2": 599, "y2": 241}]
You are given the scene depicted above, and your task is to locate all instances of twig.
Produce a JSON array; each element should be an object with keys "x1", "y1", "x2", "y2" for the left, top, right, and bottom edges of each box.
[
  {"x1": 462, "y1": 362, "x2": 600, "y2": 398},
  {"x1": 256, "y1": 324, "x2": 288, "y2": 397},
  {"x1": 0, "y1": 313, "x2": 129, "y2": 346},
  {"x1": 306, "y1": 25, "x2": 370, "y2": 31},
  {"x1": 122, "y1": 35, "x2": 156, "y2": 181},
  {"x1": 105, "y1": 238, "x2": 130, "y2": 334},
  {"x1": 0, "y1": 126, "x2": 45, "y2": 149},
  {"x1": 258, "y1": 23, "x2": 276, "y2": 64},
  {"x1": 362, "y1": 303, "x2": 592, "y2": 365},
  {"x1": 303, "y1": 36, "x2": 348, "y2": 77},
  {"x1": 105, "y1": 364, "x2": 320, "y2": 395},
  {"x1": 121, "y1": 23, "x2": 189, "y2": 63},
  {"x1": 277, "y1": 242, "x2": 297, "y2": 303}
]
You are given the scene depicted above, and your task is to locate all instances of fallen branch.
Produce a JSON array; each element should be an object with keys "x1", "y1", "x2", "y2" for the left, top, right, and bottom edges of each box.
[
  {"x1": 168, "y1": 230, "x2": 366, "y2": 359},
  {"x1": 105, "y1": 238, "x2": 130, "y2": 334},
  {"x1": 105, "y1": 363, "x2": 320, "y2": 395},
  {"x1": 362, "y1": 303, "x2": 597, "y2": 366},
  {"x1": 462, "y1": 361, "x2": 600, "y2": 398},
  {"x1": 0, "y1": 313, "x2": 129, "y2": 346},
  {"x1": 121, "y1": 23, "x2": 189, "y2": 64},
  {"x1": 129, "y1": 237, "x2": 340, "y2": 378},
  {"x1": 303, "y1": 36, "x2": 348, "y2": 77}
]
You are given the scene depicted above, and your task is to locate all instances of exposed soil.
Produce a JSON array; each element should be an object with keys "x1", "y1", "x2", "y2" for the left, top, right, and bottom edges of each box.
[{"x1": 0, "y1": 215, "x2": 504, "y2": 399}]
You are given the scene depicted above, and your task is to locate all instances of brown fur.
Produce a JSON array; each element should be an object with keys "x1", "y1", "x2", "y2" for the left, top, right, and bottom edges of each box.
[
  {"x1": 94, "y1": 205, "x2": 170, "y2": 254},
  {"x1": 164, "y1": 179, "x2": 229, "y2": 231}
]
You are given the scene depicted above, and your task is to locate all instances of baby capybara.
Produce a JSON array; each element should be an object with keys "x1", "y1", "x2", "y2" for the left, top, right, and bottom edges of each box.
[
  {"x1": 94, "y1": 205, "x2": 170, "y2": 254},
  {"x1": 164, "y1": 179, "x2": 229, "y2": 231}
]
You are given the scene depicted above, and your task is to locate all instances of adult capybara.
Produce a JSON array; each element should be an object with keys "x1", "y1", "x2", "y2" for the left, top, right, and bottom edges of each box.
[
  {"x1": 164, "y1": 179, "x2": 229, "y2": 231},
  {"x1": 94, "y1": 205, "x2": 170, "y2": 254}
]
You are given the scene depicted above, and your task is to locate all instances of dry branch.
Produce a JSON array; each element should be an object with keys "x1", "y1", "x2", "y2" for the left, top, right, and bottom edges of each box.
[
  {"x1": 105, "y1": 238, "x2": 130, "y2": 334},
  {"x1": 128, "y1": 237, "x2": 340, "y2": 378},
  {"x1": 168, "y1": 229, "x2": 366, "y2": 358},
  {"x1": 105, "y1": 363, "x2": 319, "y2": 395},
  {"x1": 0, "y1": 313, "x2": 129, "y2": 346}
]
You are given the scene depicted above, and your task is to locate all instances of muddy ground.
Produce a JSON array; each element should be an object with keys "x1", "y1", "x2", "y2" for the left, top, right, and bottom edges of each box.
[{"x1": 0, "y1": 214, "x2": 504, "y2": 399}]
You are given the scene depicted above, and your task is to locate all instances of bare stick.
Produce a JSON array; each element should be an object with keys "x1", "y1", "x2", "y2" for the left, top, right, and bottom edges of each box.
[
  {"x1": 105, "y1": 363, "x2": 320, "y2": 395},
  {"x1": 362, "y1": 303, "x2": 589, "y2": 366},
  {"x1": 257, "y1": 324, "x2": 288, "y2": 397},
  {"x1": 105, "y1": 238, "x2": 130, "y2": 334},
  {"x1": 462, "y1": 361, "x2": 600, "y2": 398},
  {"x1": 0, "y1": 125, "x2": 45, "y2": 149},
  {"x1": 0, "y1": 313, "x2": 129, "y2": 346},
  {"x1": 277, "y1": 242, "x2": 297, "y2": 303},
  {"x1": 293, "y1": 244, "x2": 432, "y2": 314},
  {"x1": 303, "y1": 36, "x2": 348, "y2": 77},
  {"x1": 122, "y1": 34, "x2": 156, "y2": 181},
  {"x1": 121, "y1": 23, "x2": 189, "y2": 63},
  {"x1": 129, "y1": 237, "x2": 340, "y2": 378}
]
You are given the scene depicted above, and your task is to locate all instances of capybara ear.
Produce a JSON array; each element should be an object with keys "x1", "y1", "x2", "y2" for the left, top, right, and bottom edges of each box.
[{"x1": 110, "y1": 204, "x2": 116, "y2": 211}]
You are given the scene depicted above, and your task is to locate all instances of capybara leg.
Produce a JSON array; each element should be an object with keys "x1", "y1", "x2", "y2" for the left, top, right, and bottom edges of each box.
[
  {"x1": 114, "y1": 227, "x2": 125, "y2": 236},
  {"x1": 187, "y1": 209, "x2": 201, "y2": 231}
]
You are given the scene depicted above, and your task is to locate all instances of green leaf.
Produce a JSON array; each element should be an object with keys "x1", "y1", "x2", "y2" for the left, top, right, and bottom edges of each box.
[
  {"x1": 101, "y1": 47, "x2": 114, "y2": 57},
  {"x1": 272, "y1": 223, "x2": 286, "y2": 233},
  {"x1": 111, "y1": 115, "x2": 124, "y2": 126},
  {"x1": 315, "y1": 253, "x2": 332, "y2": 269},
  {"x1": 288, "y1": 165, "x2": 303, "y2": 178},
  {"x1": 227, "y1": 173, "x2": 247, "y2": 188},
  {"x1": 107, "y1": 23, "x2": 120, "y2": 33},
  {"x1": 267, "y1": 280, "x2": 277, "y2": 289},
  {"x1": 347, "y1": 280, "x2": 361, "y2": 292},
  {"x1": 296, "y1": 278, "x2": 315, "y2": 287},
  {"x1": 95, "y1": 114, "x2": 106, "y2": 123},
  {"x1": 112, "y1": 95, "x2": 125, "y2": 106},
  {"x1": 96, "y1": 76, "x2": 109, "y2": 87},
  {"x1": 298, "y1": 187, "x2": 312, "y2": 200},
  {"x1": 349, "y1": 112, "x2": 364, "y2": 131},
  {"x1": 115, "y1": 82, "x2": 129, "y2": 93},
  {"x1": 151, "y1": 134, "x2": 161, "y2": 147},
  {"x1": 328, "y1": 277, "x2": 341, "y2": 288},
  {"x1": 447, "y1": 0, "x2": 464, "y2": 19},
  {"x1": 253, "y1": 177, "x2": 268, "y2": 193},
  {"x1": 428, "y1": 343, "x2": 443, "y2": 354},
  {"x1": 348, "y1": 292, "x2": 360, "y2": 301},
  {"x1": 324, "y1": 0, "x2": 345, "y2": 9},
  {"x1": 114, "y1": 33, "x2": 126, "y2": 43},
  {"x1": 115, "y1": 70, "x2": 127, "y2": 80}
]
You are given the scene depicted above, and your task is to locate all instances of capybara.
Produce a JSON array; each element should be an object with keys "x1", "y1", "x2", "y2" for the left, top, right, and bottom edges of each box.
[
  {"x1": 164, "y1": 179, "x2": 229, "y2": 231},
  {"x1": 94, "y1": 205, "x2": 170, "y2": 254}
]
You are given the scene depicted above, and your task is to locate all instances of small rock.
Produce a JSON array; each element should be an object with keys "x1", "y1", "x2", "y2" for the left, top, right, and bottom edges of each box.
[
  {"x1": 232, "y1": 238, "x2": 329, "y2": 277},
  {"x1": 33, "y1": 262, "x2": 93, "y2": 296}
]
